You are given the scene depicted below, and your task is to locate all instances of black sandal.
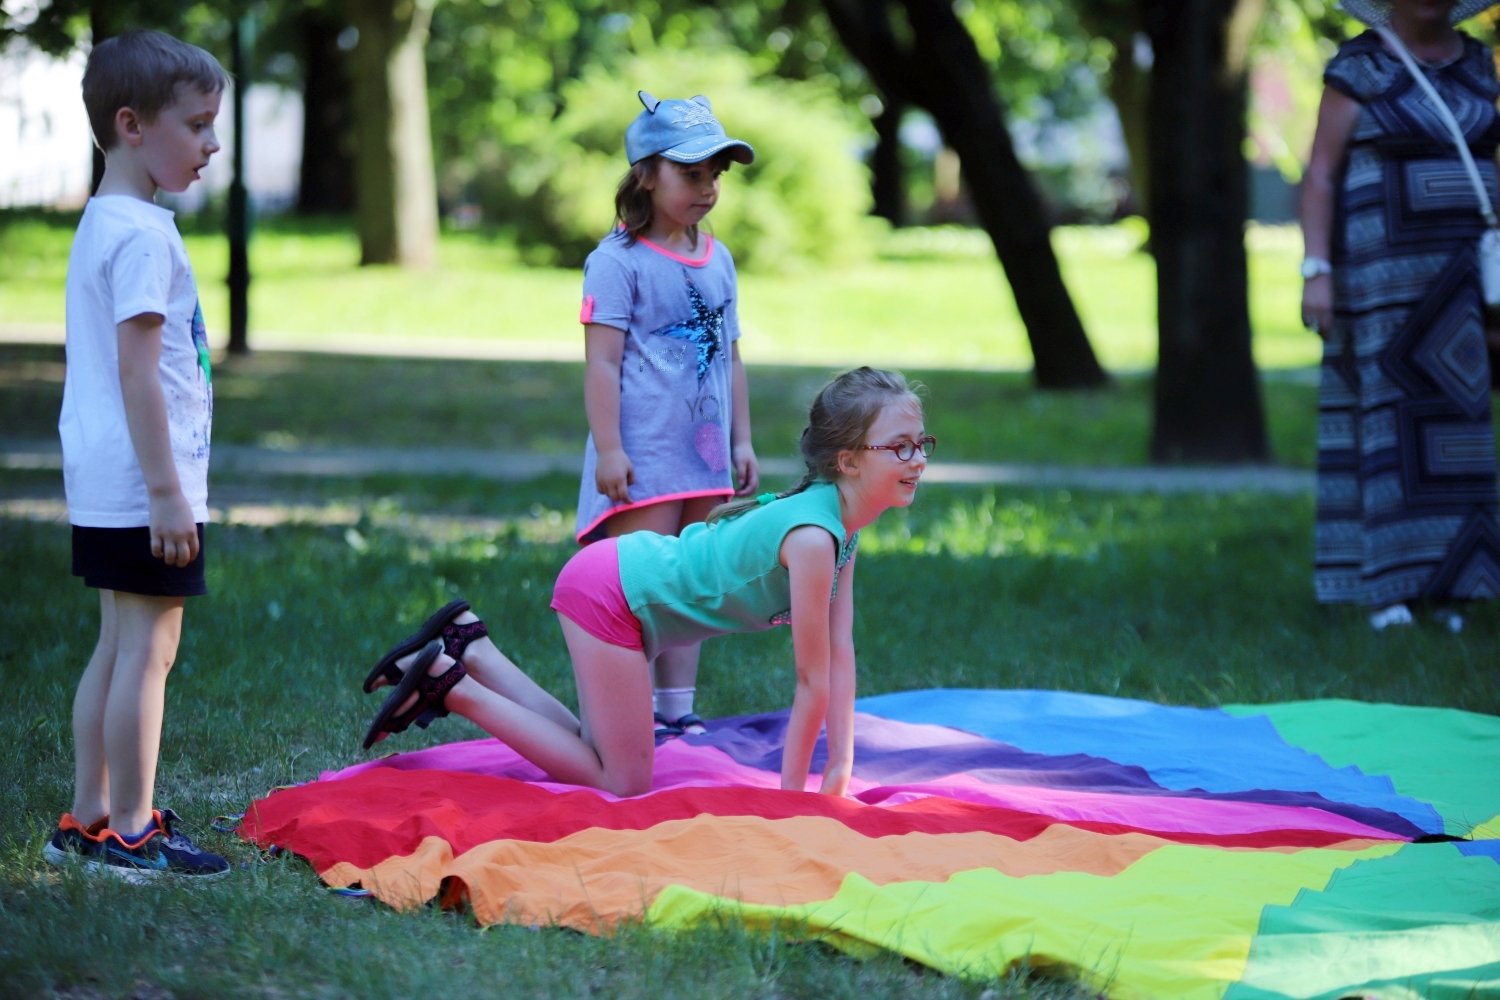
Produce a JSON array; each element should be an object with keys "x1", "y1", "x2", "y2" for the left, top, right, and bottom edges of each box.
[
  {"x1": 361, "y1": 640, "x2": 468, "y2": 750},
  {"x1": 363, "y1": 599, "x2": 488, "y2": 693}
]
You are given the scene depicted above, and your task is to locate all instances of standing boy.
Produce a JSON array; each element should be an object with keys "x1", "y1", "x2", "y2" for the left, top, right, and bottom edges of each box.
[{"x1": 43, "y1": 29, "x2": 230, "y2": 879}]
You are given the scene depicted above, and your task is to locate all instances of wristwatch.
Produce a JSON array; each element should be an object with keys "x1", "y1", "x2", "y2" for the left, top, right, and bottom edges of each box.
[{"x1": 1300, "y1": 256, "x2": 1333, "y2": 279}]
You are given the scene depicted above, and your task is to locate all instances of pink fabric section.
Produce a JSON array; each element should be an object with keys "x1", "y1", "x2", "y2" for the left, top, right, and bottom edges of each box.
[
  {"x1": 636, "y1": 234, "x2": 714, "y2": 267},
  {"x1": 573, "y1": 488, "x2": 733, "y2": 545},
  {"x1": 580, "y1": 294, "x2": 595, "y2": 324},
  {"x1": 324, "y1": 734, "x2": 1396, "y2": 840},
  {"x1": 549, "y1": 537, "x2": 643, "y2": 650}
]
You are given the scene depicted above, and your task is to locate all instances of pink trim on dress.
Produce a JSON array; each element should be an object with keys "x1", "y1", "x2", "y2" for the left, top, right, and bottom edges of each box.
[
  {"x1": 579, "y1": 294, "x2": 595, "y2": 324},
  {"x1": 575, "y1": 488, "x2": 734, "y2": 545},
  {"x1": 636, "y1": 234, "x2": 715, "y2": 267}
]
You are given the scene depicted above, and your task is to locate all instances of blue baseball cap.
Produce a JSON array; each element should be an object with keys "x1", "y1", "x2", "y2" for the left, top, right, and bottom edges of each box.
[{"x1": 625, "y1": 92, "x2": 754, "y2": 167}]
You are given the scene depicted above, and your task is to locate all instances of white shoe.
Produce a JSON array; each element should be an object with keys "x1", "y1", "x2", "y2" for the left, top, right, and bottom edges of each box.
[
  {"x1": 1369, "y1": 603, "x2": 1413, "y2": 630},
  {"x1": 1432, "y1": 608, "x2": 1464, "y2": 634}
]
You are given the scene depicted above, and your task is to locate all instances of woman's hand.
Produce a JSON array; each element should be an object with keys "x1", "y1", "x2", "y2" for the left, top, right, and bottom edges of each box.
[
  {"x1": 1302, "y1": 274, "x2": 1335, "y2": 341},
  {"x1": 595, "y1": 447, "x2": 635, "y2": 504}
]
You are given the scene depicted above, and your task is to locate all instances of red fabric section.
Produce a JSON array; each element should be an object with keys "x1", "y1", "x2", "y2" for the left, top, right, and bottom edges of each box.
[{"x1": 240, "y1": 768, "x2": 1368, "y2": 874}]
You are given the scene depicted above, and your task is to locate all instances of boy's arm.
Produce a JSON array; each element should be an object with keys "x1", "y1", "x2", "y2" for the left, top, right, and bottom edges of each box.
[
  {"x1": 118, "y1": 313, "x2": 198, "y2": 566},
  {"x1": 781, "y1": 526, "x2": 837, "y2": 792},
  {"x1": 730, "y1": 342, "x2": 758, "y2": 496},
  {"x1": 820, "y1": 553, "x2": 857, "y2": 796},
  {"x1": 584, "y1": 322, "x2": 632, "y2": 503}
]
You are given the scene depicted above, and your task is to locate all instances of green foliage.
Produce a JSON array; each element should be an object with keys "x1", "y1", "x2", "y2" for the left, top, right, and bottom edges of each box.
[{"x1": 467, "y1": 50, "x2": 876, "y2": 270}]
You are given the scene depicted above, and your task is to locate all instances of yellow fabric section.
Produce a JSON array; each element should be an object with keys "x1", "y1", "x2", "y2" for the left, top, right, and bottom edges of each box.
[
  {"x1": 1471, "y1": 814, "x2": 1500, "y2": 840},
  {"x1": 646, "y1": 842, "x2": 1402, "y2": 1000}
]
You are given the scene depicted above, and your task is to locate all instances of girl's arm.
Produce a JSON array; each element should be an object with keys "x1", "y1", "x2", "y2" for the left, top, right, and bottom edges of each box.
[
  {"x1": 780, "y1": 525, "x2": 838, "y2": 792},
  {"x1": 729, "y1": 342, "x2": 759, "y2": 496},
  {"x1": 584, "y1": 323, "x2": 633, "y2": 503},
  {"x1": 820, "y1": 552, "x2": 857, "y2": 796},
  {"x1": 1300, "y1": 86, "x2": 1360, "y2": 339}
]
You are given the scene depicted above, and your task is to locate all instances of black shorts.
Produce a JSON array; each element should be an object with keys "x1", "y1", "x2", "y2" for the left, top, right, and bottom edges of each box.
[{"x1": 71, "y1": 524, "x2": 207, "y2": 597}]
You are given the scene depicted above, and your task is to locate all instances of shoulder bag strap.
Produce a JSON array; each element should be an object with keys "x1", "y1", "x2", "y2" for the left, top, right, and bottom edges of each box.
[{"x1": 1378, "y1": 26, "x2": 1497, "y2": 227}]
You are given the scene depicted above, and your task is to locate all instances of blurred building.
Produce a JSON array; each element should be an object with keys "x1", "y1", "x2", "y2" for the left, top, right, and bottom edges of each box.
[{"x1": 0, "y1": 46, "x2": 303, "y2": 213}]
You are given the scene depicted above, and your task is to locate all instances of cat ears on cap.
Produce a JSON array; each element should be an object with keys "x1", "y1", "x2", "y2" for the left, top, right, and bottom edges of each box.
[{"x1": 638, "y1": 92, "x2": 712, "y2": 113}]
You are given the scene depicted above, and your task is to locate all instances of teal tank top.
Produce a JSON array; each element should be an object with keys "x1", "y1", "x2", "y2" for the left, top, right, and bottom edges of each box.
[{"x1": 615, "y1": 482, "x2": 858, "y2": 660}]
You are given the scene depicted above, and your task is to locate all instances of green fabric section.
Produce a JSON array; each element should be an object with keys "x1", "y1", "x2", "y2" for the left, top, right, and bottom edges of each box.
[
  {"x1": 1223, "y1": 700, "x2": 1500, "y2": 835},
  {"x1": 1224, "y1": 844, "x2": 1500, "y2": 1000},
  {"x1": 647, "y1": 843, "x2": 1398, "y2": 1000},
  {"x1": 618, "y1": 481, "x2": 848, "y2": 660}
]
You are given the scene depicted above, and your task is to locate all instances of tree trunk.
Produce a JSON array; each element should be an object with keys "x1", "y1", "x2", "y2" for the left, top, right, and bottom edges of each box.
[
  {"x1": 1106, "y1": 34, "x2": 1150, "y2": 219},
  {"x1": 89, "y1": 0, "x2": 114, "y2": 195},
  {"x1": 298, "y1": 10, "x2": 356, "y2": 214},
  {"x1": 824, "y1": 0, "x2": 1108, "y2": 388},
  {"x1": 347, "y1": 0, "x2": 438, "y2": 267},
  {"x1": 1142, "y1": 0, "x2": 1269, "y2": 462},
  {"x1": 871, "y1": 99, "x2": 906, "y2": 225}
]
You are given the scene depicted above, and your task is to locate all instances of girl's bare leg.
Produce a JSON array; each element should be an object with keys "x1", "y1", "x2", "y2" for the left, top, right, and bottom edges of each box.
[
  {"x1": 384, "y1": 615, "x2": 655, "y2": 796},
  {"x1": 447, "y1": 612, "x2": 580, "y2": 734}
]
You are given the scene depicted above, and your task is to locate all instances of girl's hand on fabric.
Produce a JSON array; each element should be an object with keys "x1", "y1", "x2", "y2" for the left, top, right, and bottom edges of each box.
[
  {"x1": 1302, "y1": 274, "x2": 1334, "y2": 341},
  {"x1": 732, "y1": 442, "x2": 760, "y2": 496},
  {"x1": 149, "y1": 488, "x2": 198, "y2": 566},
  {"x1": 595, "y1": 447, "x2": 635, "y2": 504}
]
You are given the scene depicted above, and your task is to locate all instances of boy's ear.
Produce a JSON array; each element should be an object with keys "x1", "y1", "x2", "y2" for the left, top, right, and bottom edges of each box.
[{"x1": 113, "y1": 106, "x2": 147, "y2": 148}]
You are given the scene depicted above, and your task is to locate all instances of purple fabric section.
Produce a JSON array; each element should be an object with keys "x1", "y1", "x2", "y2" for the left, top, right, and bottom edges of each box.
[{"x1": 688, "y1": 710, "x2": 1426, "y2": 839}]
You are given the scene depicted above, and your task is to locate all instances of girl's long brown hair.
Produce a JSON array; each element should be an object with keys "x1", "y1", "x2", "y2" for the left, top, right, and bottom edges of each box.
[
  {"x1": 707, "y1": 367, "x2": 922, "y2": 524},
  {"x1": 614, "y1": 152, "x2": 735, "y2": 247}
]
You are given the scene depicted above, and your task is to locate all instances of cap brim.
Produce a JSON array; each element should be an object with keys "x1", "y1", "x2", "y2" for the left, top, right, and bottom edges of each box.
[{"x1": 660, "y1": 136, "x2": 754, "y2": 165}]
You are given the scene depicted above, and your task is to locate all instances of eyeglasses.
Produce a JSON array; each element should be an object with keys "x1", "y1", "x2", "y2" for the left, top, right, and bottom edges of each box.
[{"x1": 862, "y1": 435, "x2": 936, "y2": 462}]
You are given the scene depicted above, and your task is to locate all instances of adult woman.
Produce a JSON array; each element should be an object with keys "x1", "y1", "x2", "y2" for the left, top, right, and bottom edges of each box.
[{"x1": 1301, "y1": 0, "x2": 1500, "y2": 630}]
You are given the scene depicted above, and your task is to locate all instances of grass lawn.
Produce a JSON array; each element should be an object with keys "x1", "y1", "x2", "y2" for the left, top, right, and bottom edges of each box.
[
  {"x1": 0, "y1": 344, "x2": 1327, "y2": 467},
  {"x1": 0, "y1": 211, "x2": 1315, "y2": 371},
  {"x1": 2, "y1": 468, "x2": 1497, "y2": 997}
]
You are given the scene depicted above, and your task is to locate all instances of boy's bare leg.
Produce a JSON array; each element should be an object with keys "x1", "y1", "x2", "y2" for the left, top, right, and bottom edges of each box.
[
  {"x1": 103, "y1": 593, "x2": 183, "y2": 836},
  {"x1": 70, "y1": 590, "x2": 120, "y2": 827},
  {"x1": 447, "y1": 611, "x2": 580, "y2": 734}
]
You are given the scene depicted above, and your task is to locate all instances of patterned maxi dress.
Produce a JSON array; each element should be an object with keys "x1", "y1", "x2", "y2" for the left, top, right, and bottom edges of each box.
[{"x1": 1316, "y1": 31, "x2": 1500, "y2": 606}]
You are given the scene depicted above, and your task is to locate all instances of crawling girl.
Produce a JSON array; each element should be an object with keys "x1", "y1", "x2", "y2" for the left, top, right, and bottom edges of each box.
[{"x1": 360, "y1": 368, "x2": 934, "y2": 797}]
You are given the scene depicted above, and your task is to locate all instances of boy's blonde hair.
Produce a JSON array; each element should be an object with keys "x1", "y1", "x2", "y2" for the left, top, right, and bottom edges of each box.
[{"x1": 82, "y1": 29, "x2": 229, "y2": 152}]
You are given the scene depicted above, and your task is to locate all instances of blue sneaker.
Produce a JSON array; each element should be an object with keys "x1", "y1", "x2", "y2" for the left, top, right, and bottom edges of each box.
[
  {"x1": 95, "y1": 809, "x2": 230, "y2": 882},
  {"x1": 41, "y1": 812, "x2": 106, "y2": 868}
]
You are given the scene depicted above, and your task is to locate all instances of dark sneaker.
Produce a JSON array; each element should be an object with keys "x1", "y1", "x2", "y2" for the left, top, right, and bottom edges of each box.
[
  {"x1": 96, "y1": 809, "x2": 230, "y2": 882},
  {"x1": 41, "y1": 813, "x2": 106, "y2": 868}
]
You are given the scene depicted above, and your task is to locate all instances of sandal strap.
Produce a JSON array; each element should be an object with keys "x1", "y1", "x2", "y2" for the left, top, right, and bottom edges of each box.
[
  {"x1": 441, "y1": 619, "x2": 488, "y2": 662},
  {"x1": 417, "y1": 660, "x2": 467, "y2": 714}
]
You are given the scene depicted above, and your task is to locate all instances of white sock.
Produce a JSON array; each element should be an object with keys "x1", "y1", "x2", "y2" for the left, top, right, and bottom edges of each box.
[{"x1": 655, "y1": 686, "x2": 695, "y2": 721}]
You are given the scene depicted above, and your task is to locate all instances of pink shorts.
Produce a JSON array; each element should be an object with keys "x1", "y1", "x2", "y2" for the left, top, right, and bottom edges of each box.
[{"x1": 549, "y1": 537, "x2": 645, "y2": 651}]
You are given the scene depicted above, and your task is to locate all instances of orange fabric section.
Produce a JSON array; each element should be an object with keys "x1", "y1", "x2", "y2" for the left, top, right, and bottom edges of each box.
[{"x1": 320, "y1": 813, "x2": 1357, "y2": 930}]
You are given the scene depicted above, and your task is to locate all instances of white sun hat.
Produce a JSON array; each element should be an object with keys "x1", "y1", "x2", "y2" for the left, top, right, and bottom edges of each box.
[{"x1": 1340, "y1": 0, "x2": 1497, "y2": 26}]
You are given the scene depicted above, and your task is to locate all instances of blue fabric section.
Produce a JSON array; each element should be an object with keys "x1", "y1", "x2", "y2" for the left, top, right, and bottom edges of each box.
[
  {"x1": 1457, "y1": 840, "x2": 1500, "y2": 864},
  {"x1": 854, "y1": 689, "x2": 1442, "y2": 834}
]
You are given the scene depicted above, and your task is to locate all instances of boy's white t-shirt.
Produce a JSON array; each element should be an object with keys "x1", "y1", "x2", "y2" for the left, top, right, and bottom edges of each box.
[{"x1": 60, "y1": 196, "x2": 213, "y2": 527}]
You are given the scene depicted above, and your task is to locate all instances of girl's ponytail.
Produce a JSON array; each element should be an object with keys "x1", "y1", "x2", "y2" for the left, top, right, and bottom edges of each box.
[{"x1": 707, "y1": 367, "x2": 921, "y2": 524}]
